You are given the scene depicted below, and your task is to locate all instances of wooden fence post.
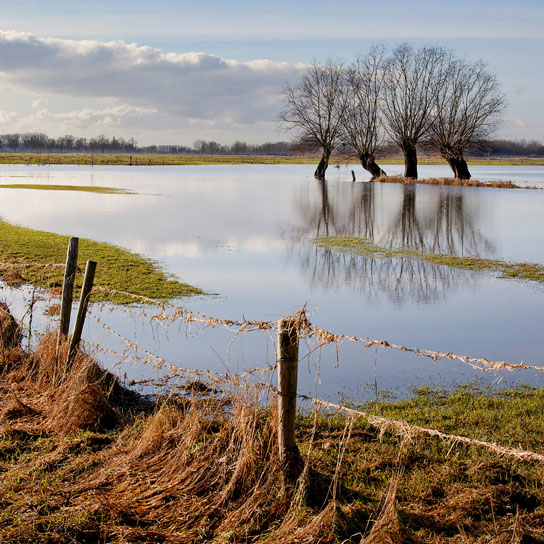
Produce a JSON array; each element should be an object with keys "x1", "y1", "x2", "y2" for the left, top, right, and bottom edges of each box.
[
  {"x1": 56, "y1": 237, "x2": 79, "y2": 356},
  {"x1": 277, "y1": 317, "x2": 301, "y2": 480},
  {"x1": 65, "y1": 260, "x2": 96, "y2": 370}
]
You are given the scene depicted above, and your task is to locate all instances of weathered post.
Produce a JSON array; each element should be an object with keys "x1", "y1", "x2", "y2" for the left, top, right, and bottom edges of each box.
[
  {"x1": 56, "y1": 237, "x2": 79, "y2": 356},
  {"x1": 65, "y1": 260, "x2": 96, "y2": 370},
  {"x1": 277, "y1": 317, "x2": 301, "y2": 481}
]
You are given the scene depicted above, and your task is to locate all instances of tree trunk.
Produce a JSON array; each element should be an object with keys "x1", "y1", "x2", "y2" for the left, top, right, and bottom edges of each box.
[
  {"x1": 314, "y1": 147, "x2": 331, "y2": 179},
  {"x1": 360, "y1": 154, "x2": 387, "y2": 180},
  {"x1": 445, "y1": 156, "x2": 459, "y2": 178},
  {"x1": 400, "y1": 141, "x2": 418, "y2": 179},
  {"x1": 455, "y1": 156, "x2": 471, "y2": 180},
  {"x1": 443, "y1": 152, "x2": 472, "y2": 180}
]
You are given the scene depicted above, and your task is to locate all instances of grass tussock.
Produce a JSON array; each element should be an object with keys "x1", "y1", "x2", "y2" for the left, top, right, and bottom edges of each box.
[
  {"x1": 0, "y1": 183, "x2": 135, "y2": 194},
  {"x1": 1, "y1": 303, "x2": 544, "y2": 542},
  {"x1": 0, "y1": 219, "x2": 203, "y2": 303},
  {"x1": 315, "y1": 236, "x2": 544, "y2": 285},
  {"x1": 371, "y1": 174, "x2": 540, "y2": 190}
]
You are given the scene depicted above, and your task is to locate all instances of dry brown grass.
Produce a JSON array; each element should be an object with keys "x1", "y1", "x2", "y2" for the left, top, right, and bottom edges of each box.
[
  {"x1": 372, "y1": 175, "x2": 539, "y2": 189},
  {"x1": 1, "y1": 303, "x2": 544, "y2": 543},
  {"x1": 0, "y1": 307, "x2": 339, "y2": 543}
]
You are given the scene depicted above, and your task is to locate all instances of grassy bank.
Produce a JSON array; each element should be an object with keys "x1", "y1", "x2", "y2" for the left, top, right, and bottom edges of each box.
[
  {"x1": 0, "y1": 152, "x2": 543, "y2": 167},
  {"x1": 0, "y1": 219, "x2": 202, "y2": 303},
  {"x1": 0, "y1": 307, "x2": 543, "y2": 543},
  {"x1": 315, "y1": 236, "x2": 544, "y2": 285}
]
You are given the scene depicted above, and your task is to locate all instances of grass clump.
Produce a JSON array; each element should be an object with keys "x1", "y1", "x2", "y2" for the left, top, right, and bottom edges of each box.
[
  {"x1": 316, "y1": 235, "x2": 544, "y2": 285},
  {"x1": 372, "y1": 174, "x2": 541, "y2": 189},
  {"x1": 0, "y1": 183, "x2": 135, "y2": 194},
  {"x1": 0, "y1": 219, "x2": 203, "y2": 303},
  {"x1": 1, "y1": 300, "x2": 544, "y2": 543}
]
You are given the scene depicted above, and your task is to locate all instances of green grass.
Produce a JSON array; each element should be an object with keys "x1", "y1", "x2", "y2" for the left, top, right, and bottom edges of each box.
[
  {"x1": 0, "y1": 183, "x2": 135, "y2": 194},
  {"x1": 0, "y1": 219, "x2": 203, "y2": 303},
  {"x1": 1, "y1": 152, "x2": 543, "y2": 167},
  {"x1": 315, "y1": 235, "x2": 544, "y2": 284},
  {"x1": 0, "y1": 152, "x2": 318, "y2": 166},
  {"x1": 363, "y1": 384, "x2": 544, "y2": 451},
  {"x1": 375, "y1": 156, "x2": 544, "y2": 167}
]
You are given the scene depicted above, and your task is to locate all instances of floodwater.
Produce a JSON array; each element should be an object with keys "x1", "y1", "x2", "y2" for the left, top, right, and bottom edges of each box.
[{"x1": 1, "y1": 163, "x2": 543, "y2": 401}]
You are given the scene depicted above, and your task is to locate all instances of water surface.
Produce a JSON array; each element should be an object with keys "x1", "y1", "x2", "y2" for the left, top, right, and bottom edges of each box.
[{"x1": 1, "y1": 163, "x2": 543, "y2": 400}]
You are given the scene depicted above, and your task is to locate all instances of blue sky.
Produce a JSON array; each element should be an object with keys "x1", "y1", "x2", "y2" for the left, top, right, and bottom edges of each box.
[{"x1": 0, "y1": 0, "x2": 542, "y2": 145}]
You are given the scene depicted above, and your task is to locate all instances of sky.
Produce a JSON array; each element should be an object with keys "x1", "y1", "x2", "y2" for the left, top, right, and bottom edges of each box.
[{"x1": 0, "y1": 0, "x2": 542, "y2": 146}]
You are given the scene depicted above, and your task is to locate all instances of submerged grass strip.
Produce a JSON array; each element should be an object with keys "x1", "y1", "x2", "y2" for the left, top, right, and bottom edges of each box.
[
  {"x1": 0, "y1": 183, "x2": 135, "y2": 194},
  {"x1": 0, "y1": 183, "x2": 136, "y2": 195},
  {"x1": 315, "y1": 235, "x2": 544, "y2": 284},
  {"x1": 0, "y1": 220, "x2": 203, "y2": 303}
]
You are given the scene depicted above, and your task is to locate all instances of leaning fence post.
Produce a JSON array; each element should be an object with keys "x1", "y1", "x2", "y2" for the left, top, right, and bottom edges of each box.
[
  {"x1": 56, "y1": 237, "x2": 79, "y2": 356},
  {"x1": 65, "y1": 260, "x2": 96, "y2": 370},
  {"x1": 277, "y1": 317, "x2": 301, "y2": 480}
]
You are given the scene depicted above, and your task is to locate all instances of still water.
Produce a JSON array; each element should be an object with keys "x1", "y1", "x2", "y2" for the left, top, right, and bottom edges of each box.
[{"x1": 1, "y1": 163, "x2": 543, "y2": 401}]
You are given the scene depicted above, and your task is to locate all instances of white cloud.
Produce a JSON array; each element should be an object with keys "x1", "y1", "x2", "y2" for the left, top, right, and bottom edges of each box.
[
  {"x1": 0, "y1": 31, "x2": 305, "y2": 131},
  {"x1": 31, "y1": 105, "x2": 156, "y2": 124},
  {"x1": 0, "y1": 110, "x2": 17, "y2": 124},
  {"x1": 31, "y1": 98, "x2": 47, "y2": 108}
]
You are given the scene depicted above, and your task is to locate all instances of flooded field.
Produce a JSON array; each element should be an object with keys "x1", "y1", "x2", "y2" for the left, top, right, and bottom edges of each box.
[{"x1": 1, "y1": 163, "x2": 543, "y2": 401}]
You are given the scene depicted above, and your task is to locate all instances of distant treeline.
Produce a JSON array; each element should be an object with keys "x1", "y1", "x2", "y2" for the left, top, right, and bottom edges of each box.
[
  {"x1": 0, "y1": 132, "x2": 294, "y2": 156},
  {"x1": 478, "y1": 139, "x2": 544, "y2": 157},
  {"x1": 0, "y1": 131, "x2": 542, "y2": 157}
]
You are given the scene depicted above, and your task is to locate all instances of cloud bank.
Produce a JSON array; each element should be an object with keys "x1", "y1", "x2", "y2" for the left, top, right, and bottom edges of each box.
[{"x1": 0, "y1": 31, "x2": 305, "y2": 141}]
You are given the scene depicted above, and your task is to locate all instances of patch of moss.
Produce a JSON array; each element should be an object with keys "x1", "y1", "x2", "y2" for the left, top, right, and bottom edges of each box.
[
  {"x1": 0, "y1": 184, "x2": 135, "y2": 194},
  {"x1": 0, "y1": 219, "x2": 203, "y2": 303},
  {"x1": 315, "y1": 236, "x2": 544, "y2": 284}
]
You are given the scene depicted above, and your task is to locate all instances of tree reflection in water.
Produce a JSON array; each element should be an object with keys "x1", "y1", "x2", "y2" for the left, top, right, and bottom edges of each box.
[{"x1": 290, "y1": 180, "x2": 495, "y2": 305}]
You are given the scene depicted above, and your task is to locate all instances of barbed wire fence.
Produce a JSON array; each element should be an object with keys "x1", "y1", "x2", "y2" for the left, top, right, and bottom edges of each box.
[{"x1": 1, "y1": 241, "x2": 544, "y2": 480}]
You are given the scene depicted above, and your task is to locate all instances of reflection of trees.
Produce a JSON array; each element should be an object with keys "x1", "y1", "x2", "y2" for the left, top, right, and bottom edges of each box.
[
  {"x1": 290, "y1": 179, "x2": 375, "y2": 241},
  {"x1": 384, "y1": 185, "x2": 494, "y2": 257},
  {"x1": 302, "y1": 249, "x2": 464, "y2": 305},
  {"x1": 290, "y1": 181, "x2": 495, "y2": 305}
]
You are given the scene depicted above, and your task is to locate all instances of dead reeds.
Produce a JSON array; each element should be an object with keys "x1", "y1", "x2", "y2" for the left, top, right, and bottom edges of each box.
[
  {"x1": 2, "y1": 302, "x2": 544, "y2": 542},
  {"x1": 372, "y1": 175, "x2": 540, "y2": 189}
]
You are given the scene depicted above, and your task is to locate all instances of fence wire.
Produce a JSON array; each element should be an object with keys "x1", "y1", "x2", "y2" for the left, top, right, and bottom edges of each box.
[{"x1": 2, "y1": 261, "x2": 544, "y2": 466}]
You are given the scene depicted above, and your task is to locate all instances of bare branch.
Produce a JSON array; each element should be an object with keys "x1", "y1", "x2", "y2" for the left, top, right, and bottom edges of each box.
[{"x1": 279, "y1": 60, "x2": 348, "y2": 178}]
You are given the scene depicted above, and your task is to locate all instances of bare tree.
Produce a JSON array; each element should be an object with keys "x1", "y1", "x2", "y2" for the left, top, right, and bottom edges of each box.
[
  {"x1": 342, "y1": 46, "x2": 388, "y2": 179},
  {"x1": 280, "y1": 60, "x2": 348, "y2": 179},
  {"x1": 430, "y1": 58, "x2": 506, "y2": 179},
  {"x1": 382, "y1": 44, "x2": 447, "y2": 179}
]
